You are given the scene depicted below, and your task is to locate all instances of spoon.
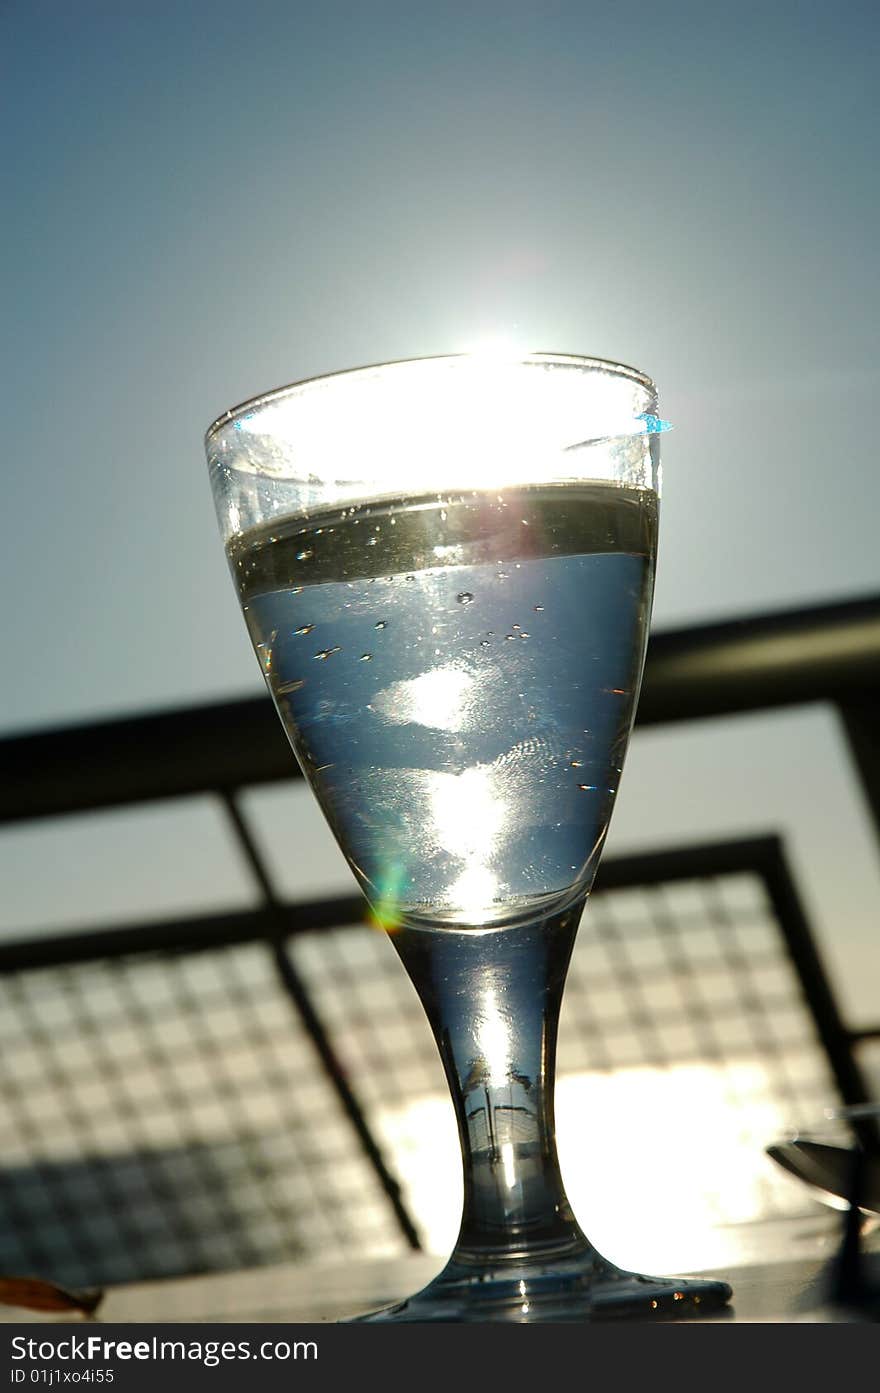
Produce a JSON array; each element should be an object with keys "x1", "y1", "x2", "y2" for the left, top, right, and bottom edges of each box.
[{"x1": 766, "y1": 1139, "x2": 880, "y2": 1216}]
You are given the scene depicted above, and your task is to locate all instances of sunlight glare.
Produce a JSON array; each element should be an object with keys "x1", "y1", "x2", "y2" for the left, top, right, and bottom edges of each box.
[
  {"x1": 474, "y1": 987, "x2": 513, "y2": 1088},
  {"x1": 447, "y1": 864, "x2": 500, "y2": 913},
  {"x1": 426, "y1": 763, "x2": 507, "y2": 920},
  {"x1": 501, "y1": 1141, "x2": 518, "y2": 1191},
  {"x1": 426, "y1": 763, "x2": 504, "y2": 862},
  {"x1": 215, "y1": 355, "x2": 658, "y2": 503},
  {"x1": 372, "y1": 1058, "x2": 822, "y2": 1264},
  {"x1": 374, "y1": 665, "x2": 478, "y2": 733}
]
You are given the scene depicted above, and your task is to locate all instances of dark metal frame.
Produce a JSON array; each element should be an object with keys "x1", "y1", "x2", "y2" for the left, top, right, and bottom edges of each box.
[
  {"x1": 3, "y1": 595, "x2": 879, "y2": 827},
  {"x1": 2, "y1": 594, "x2": 880, "y2": 1244},
  {"x1": 1, "y1": 834, "x2": 877, "y2": 1170}
]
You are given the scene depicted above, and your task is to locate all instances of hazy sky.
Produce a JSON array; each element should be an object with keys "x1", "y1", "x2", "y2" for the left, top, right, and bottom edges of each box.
[
  {"x1": 2, "y1": 3, "x2": 879, "y2": 1030},
  {"x1": 3, "y1": 0, "x2": 879, "y2": 731}
]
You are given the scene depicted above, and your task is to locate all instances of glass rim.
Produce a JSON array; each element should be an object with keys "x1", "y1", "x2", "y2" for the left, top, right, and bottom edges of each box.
[{"x1": 204, "y1": 351, "x2": 657, "y2": 446}]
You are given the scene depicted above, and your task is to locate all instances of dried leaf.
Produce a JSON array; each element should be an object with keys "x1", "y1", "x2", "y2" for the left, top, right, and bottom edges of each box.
[{"x1": 0, "y1": 1277, "x2": 103, "y2": 1315}]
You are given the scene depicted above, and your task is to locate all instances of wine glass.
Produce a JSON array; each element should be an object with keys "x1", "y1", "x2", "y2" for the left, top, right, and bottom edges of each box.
[{"x1": 205, "y1": 352, "x2": 733, "y2": 1321}]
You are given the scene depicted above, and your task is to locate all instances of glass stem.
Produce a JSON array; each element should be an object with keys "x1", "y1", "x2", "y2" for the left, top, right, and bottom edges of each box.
[{"x1": 391, "y1": 903, "x2": 592, "y2": 1267}]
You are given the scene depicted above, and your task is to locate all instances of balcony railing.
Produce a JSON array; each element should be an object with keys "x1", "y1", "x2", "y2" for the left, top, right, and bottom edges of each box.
[
  {"x1": 1, "y1": 594, "x2": 879, "y2": 1285},
  {"x1": 4, "y1": 594, "x2": 879, "y2": 828}
]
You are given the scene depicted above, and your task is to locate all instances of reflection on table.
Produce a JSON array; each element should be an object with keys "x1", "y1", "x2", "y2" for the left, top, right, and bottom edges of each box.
[{"x1": 1, "y1": 1215, "x2": 877, "y2": 1324}]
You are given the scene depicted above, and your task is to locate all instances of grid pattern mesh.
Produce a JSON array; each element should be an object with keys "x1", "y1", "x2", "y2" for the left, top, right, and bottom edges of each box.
[
  {"x1": 565, "y1": 872, "x2": 838, "y2": 1111},
  {"x1": 0, "y1": 942, "x2": 404, "y2": 1289},
  {"x1": 289, "y1": 870, "x2": 851, "y2": 1247},
  {"x1": 0, "y1": 866, "x2": 853, "y2": 1288},
  {"x1": 558, "y1": 872, "x2": 850, "y2": 1231}
]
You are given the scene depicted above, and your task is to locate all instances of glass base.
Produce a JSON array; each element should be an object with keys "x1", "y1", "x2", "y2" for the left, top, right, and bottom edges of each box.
[{"x1": 346, "y1": 1250, "x2": 733, "y2": 1323}]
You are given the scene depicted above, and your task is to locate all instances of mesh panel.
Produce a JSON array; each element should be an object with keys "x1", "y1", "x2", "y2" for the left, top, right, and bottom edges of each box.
[
  {"x1": 557, "y1": 873, "x2": 850, "y2": 1234},
  {"x1": 0, "y1": 866, "x2": 856, "y2": 1287},
  {"x1": 0, "y1": 941, "x2": 404, "y2": 1289},
  {"x1": 288, "y1": 871, "x2": 851, "y2": 1250},
  {"x1": 564, "y1": 874, "x2": 842, "y2": 1120}
]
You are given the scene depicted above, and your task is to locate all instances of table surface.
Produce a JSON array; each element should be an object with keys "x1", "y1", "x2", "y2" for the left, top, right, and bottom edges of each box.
[{"x1": 2, "y1": 1214, "x2": 878, "y2": 1324}]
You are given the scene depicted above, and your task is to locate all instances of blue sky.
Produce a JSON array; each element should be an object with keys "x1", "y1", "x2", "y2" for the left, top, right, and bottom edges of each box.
[
  {"x1": 3, "y1": 0, "x2": 878, "y2": 731},
  {"x1": 2, "y1": 1, "x2": 879, "y2": 1027}
]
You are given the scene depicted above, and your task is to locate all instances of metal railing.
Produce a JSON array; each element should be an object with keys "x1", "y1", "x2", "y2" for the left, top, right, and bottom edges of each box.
[
  {"x1": 4, "y1": 594, "x2": 879, "y2": 829},
  {"x1": 2, "y1": 593, "x2": 880, "y2": 1264}
]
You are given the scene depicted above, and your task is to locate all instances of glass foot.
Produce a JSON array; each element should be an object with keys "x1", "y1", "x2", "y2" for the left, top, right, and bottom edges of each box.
[{"x1": 347, "y1": 1251, "x2": 733, "y2": 1323}]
